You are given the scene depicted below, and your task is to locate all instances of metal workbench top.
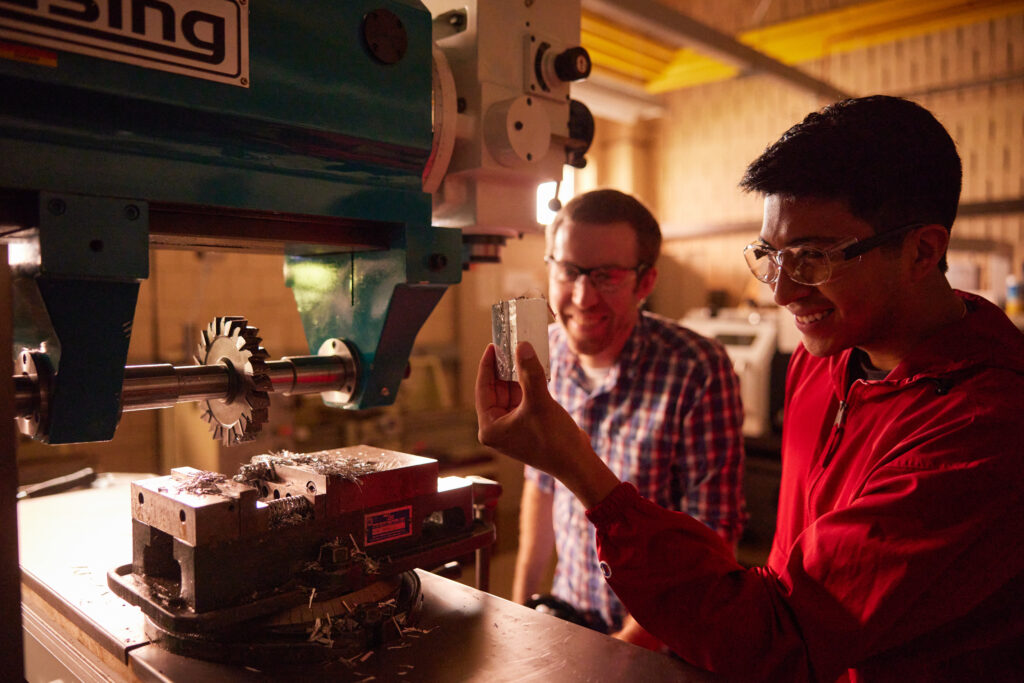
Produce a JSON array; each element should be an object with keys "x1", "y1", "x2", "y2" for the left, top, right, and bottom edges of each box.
[{"x1": 19, "y1": 474, "x2": 713, "y2": 682}]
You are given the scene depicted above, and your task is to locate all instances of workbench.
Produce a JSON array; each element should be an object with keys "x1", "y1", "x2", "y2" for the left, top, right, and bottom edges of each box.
[{"x1": 19, "y1": 474, "x2": 713, "y2": 682}]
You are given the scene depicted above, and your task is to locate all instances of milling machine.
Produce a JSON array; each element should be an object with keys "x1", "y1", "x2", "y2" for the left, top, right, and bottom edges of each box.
[{"x1": 0, "y1": 1, "x2": 643, "y2": 679}]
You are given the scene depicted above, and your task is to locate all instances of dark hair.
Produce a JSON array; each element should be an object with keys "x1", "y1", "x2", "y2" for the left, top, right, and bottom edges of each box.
[
  {"x1": 547, "y1": 189, "x2": 662, "y2": 267},
  {"x1": 740, "y1": 95, "x2": 961, "y2": 271}
]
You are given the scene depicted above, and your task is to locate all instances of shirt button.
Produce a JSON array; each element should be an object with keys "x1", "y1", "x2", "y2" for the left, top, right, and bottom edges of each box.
[{"x1": 599, "y1": 561, "x2": 612, "y2": 579}]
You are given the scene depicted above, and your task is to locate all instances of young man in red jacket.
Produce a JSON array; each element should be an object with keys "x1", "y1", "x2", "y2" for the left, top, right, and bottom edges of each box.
[{"x1": 475, "y1": 96, "x2": 1024, "y2": 681}]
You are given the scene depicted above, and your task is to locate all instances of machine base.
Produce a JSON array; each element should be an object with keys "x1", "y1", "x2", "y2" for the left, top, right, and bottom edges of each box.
[{"x1": 137, "y1": 570, "x2": 423, "y2": 668}]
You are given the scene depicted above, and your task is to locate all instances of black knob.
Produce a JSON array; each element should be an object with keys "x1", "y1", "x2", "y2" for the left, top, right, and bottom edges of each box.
[
  {"x1": 429, "y1": 253, "x2": 448, "y2": 271},
  {"x1": 554, "y1": 47, "x2": 591, "y2": 82},
  {"x1": 362, "y1": 9, "x2": 407, "y2": 65},
  {"x1": 566, "y1": 99, "x2": 594, "y2": 169}
]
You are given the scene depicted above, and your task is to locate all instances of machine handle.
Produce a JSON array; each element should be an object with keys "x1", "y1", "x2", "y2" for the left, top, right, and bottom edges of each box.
[{"x1": 16, "y1": 467, "x2": 96, "y2": 500}]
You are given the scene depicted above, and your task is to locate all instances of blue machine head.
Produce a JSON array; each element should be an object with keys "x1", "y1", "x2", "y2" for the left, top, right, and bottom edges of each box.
[{"x1": 0, "y1": 0, "x2": 591, "y2": 444}]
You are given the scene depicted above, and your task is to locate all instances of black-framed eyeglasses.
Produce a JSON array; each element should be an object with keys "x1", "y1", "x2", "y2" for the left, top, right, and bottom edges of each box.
[
  {"x1": 743, "y1": 222, "x2": 925, "y2": 287},
  {"x1": 545, "y1": 258, "x2": 648, "y2": 292}
]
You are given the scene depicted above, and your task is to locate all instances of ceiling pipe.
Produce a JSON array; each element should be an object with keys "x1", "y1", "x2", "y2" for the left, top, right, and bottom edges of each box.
[{"x1": 583, "y1": 0, "x2": 852, "y2": 101}]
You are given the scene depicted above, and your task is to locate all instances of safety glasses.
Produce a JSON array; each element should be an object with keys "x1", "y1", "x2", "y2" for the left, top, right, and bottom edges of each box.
[
  {"x1": 545, "y1": 258, "x2": 648, "y2": 292},
  {"x1": 743, "y1": 223, "x2": 924, "y2": 286}
]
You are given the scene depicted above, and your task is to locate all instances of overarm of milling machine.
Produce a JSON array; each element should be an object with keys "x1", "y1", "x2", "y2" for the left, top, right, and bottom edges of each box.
[{"x1": 0, "y1": 0, "x2": 593, "y2": 445}]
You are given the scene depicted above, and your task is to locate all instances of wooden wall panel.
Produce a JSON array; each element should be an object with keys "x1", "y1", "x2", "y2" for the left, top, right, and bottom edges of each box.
[
  {"x1": 142, "y1": 250, "x2": 309, "y2": 363},
  {"x1": 579, "y1": 117, "x2": 661, "y2": 211},
  {"x1": 641, "y1": 12, "x2": 1024, "y2": 313},
  {"x1": 656, "y1": 80, "x2": 822, "y2": 235}
]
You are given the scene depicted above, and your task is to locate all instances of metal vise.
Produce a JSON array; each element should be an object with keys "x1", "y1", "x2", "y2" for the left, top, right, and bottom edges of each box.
[{"x1": 109, "y1": 446, "x2": 500, "y2": 625}]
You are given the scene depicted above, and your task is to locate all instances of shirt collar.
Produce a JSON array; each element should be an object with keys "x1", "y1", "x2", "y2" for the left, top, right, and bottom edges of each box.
[{"x1": 558, "y1": 312, "x2": 647, "y2": 392}]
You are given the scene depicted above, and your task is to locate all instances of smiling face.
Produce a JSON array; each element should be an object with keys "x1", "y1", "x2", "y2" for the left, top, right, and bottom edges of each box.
[
  {"x1": 761, "y1": 194, "x2": 909, "y2": 365},
  {"x1": 548, "y1": 219, "x2": 656, "y2": 368}
]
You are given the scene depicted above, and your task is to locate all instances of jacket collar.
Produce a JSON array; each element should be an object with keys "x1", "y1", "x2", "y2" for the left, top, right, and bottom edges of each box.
[{"x1": 826, "y1": 291, "x2": 1024, "y2": 391}]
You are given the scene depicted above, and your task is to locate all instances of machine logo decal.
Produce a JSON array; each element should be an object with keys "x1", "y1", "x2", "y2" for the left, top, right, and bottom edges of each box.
[
  {"x1": 0, "y1": 0, "x2": 248, "y2": 87},
  {"x1": 364, "y1": 506, "x2": 413, "y2": 546},
  {"x1": 0, "y1": 37, "x2": 55, "y2": 66}
]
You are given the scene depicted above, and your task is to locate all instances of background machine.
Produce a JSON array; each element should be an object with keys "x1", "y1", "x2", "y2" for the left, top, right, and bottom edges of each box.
[{"x1": 0, "y1": 1, "x2": 609, "y2": 678}]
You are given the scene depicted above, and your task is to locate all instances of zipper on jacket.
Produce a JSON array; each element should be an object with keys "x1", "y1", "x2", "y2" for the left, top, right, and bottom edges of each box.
[{"x1": 821, "y1": 399, "x2": 848, "y2": 469}]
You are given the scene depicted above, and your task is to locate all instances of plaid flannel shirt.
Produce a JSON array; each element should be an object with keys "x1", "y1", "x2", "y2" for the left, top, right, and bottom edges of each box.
[{"x1": 526, "y1": 311, "x2": 747, "y2": 630}]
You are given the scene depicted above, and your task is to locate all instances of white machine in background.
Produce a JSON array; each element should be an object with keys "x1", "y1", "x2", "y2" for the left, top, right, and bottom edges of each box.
[{"x1": 683, "y1": 309, "x2": 798, "y2": 439}]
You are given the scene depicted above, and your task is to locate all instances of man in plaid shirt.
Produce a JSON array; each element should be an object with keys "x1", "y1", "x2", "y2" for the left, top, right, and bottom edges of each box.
[{"x1": 512, "y1": 189, "x2": 746, "y2": 649}]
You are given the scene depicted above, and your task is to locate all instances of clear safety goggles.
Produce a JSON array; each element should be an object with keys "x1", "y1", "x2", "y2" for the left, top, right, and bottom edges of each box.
[{"x1": 743, "y1": 223, "x2": 923, "y2": 286}]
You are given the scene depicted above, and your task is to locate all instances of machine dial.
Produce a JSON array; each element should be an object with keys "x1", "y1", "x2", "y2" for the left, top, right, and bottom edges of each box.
[
  {"x1": 534, "y1": 43, "x2": 592, "y2": 93},
  {"x1": 554, "y1": 47, "x2": 592, "y2": 82}
]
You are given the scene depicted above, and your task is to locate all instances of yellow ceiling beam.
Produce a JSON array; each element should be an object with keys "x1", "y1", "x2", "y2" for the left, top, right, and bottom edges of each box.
[
  {"x1": 588, "y1": 49, "x2": 666, "y2": 82},
  {"x1": 742, "y1": 0, "x2": 1024, "y2": 64},
  {"x1": 582, "y1": 12, "x2": 674, "y2": 86},
  {"x1": 820, "y1": 0, "x2": 1024, "y2": 54},
  {"x1": 582, "y1": 32, "x2": 673, "y2": 75},
  {"x1": 581, "y1": 14, "x2": 676, "y2": 64},
  {"x1": 656, "y1": 50, "x2": 741, "y2": 88},
  {"x1": 580, "y1": 0, "x2": 1024, "y2": 95}
]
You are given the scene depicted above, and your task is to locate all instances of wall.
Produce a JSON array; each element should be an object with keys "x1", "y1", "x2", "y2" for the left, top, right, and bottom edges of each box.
[{"x1": 589, "y1": 12, "x2": 1024, "y2": 313}]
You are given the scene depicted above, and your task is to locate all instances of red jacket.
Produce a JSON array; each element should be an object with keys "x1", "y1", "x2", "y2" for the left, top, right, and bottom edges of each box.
[{"x1": 587, "y1": 293, "x2": 1024, "y2": 681}]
